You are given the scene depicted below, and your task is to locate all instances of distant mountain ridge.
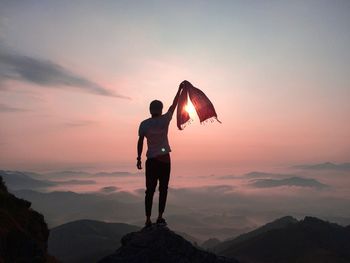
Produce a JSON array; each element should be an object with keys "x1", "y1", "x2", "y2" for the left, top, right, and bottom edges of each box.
[
  {"x1": 0, "y1": 170, "x2": 55, "y2": 190},
  {"x1": 49, "y1": 219, "x2": 140, "y2": 263},
  {"x1": 48, "y1": 219, "x2": 202, "y2": 263},
  {"x1": 0, "y1": 170, "x2": 95, "y2": 190},
  {"x1": 213, "y1": 216, "x2": 298, "y2": 253},
  {"x1": 13, "y1": 188, "x2": 143, "y2": 227},
  {"x1": 293, "y1": 162, "x2": 350, "y2": 171},
  {"x1": 215, "y1": 216, "x2": 350, "y2": 263}
]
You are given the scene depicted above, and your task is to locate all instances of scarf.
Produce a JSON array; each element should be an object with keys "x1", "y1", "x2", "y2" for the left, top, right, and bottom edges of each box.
[{"x1": 177, "y1": 80, "x2": 221, "y2": 130}]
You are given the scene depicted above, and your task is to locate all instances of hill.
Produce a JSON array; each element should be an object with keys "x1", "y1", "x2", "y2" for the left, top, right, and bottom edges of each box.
[
  {"x1": 98, "y1": 225, "x2": 238, "y2": 263},
  {"x1": 213, "y1": 216, "x2": 298, "y2": 252},
  {"x1": 215, "y1": 216, "x2": 350, "y2": 263},
  {"x1": 293, "y1": 162, "x2": 350, "y2": 171},
  {"x1": 0, "y1": 170, "x2": 55, "y2": 190},
  {"x1": 48, "y1": 219, "x2": 140, "y2": 263}
]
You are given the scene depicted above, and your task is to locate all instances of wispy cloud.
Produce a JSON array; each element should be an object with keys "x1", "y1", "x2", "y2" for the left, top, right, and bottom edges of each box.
[
  {"x1": 0, "y1": 47, "x2": 130, "y2": 99},
  {"x1": 243, "y1": 171, "x2": 296, "y2": 179},
  {"x1": 0, "y1": 103, "x2": 28, "y2": 113},
  {"x1": 64, "y1": 120, "x2": 97, "y2": 127},
  {"x1": 218, "y1": 171, "x2": 296, "y2": 180},
  {"x1": 100, "y1": 186, "x2": 118, "y2": 193},
  {"x1": 248, "y1": 177, "x2": 329, "y2": 189}
]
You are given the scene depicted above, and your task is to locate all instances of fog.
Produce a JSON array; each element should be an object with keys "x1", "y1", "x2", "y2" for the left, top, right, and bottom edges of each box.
[{"x1": 2, "y1": 162, "x2": 350, "y2": 241}]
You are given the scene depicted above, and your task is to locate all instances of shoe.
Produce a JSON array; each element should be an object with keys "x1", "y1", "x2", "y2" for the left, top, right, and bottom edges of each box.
[
  {"x1": 156, "y1": 217, "x2": 167, "y2": 227},
  {"x1": 144, "y1": 220, "x2": 153, "y2": 229}
]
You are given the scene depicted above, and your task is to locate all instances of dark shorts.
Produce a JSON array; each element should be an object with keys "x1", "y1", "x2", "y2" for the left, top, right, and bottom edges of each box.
[{"x1": 145, "y1": 153, "x2": 171, "y2": 216}]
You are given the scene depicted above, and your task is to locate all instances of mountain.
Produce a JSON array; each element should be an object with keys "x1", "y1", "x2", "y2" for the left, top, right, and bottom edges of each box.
[
  {"x1": 43, "y1": 170, "x2": 92, "y2": 179},
  {"x1": 174, "y1": 230, "x2": 201, "y2": 245},
  {"x1": 293, "y1": 162, "x2": 350, "y2": 171},
  {"x1": 98, "y1": 225, "x2": 238, "y2": 263},
  {"x1": 48, "y1": 219, "x2": 201, "y2": 263},
  {"x1": 13, "y1": 189, "x2": 143, "y2": 227},
  {"x1": 48, "y1": 219, "x2": 140, "y2": 263},
  {"x1": 213, "y1": 216, "x2": 298, "y2": 253},
  {"x1": 0, "y1": 170, "x2": 55, "y2": 190},
  {"x1": 215, "y1": 216, "x2": 350, "y2": 263},
  {"x1": 13, "y1": 188, "x2": 251, "y2": 241},
  {"x1": 202, "y1": 238, "x2": 221, "y2": 250},
  {"x1": 0, "y1": 170, "x2": 96, "y2": 191},
  {"x1": 0, "y1": 176, "x2": 57, "y2": 262}
]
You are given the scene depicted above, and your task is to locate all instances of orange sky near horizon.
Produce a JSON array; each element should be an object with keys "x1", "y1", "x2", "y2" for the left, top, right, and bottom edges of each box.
[{"x1": 0, "y1": 1, "x2": 349, "y2": 175}]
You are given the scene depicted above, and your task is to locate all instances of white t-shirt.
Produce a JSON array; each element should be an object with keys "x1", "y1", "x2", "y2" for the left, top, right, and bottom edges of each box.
[{"x1": 138, "y1": 111, "x2": 172, "y2": 158}]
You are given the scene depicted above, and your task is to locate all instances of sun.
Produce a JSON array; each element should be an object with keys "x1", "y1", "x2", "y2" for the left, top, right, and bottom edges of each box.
[{"x1": 184, "y1": 101, "x2": 196, "y2": 118}]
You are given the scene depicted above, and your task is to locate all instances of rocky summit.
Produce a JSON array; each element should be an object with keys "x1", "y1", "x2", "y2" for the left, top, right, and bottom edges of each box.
[
  {"x1": 99, "y1": 224, "x2": 238, "y2": 263},
  {"x1": 0, "y1": 176, "x2": 57, "y2": 263}
]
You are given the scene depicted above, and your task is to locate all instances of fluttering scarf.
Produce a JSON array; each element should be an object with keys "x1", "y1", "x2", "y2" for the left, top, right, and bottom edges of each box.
[{"x1": 177, "y1": 80, "x2": 221, "y2": 130}]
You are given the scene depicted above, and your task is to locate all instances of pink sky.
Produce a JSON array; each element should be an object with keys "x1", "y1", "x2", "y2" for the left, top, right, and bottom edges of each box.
[{"x1": 0, "y1": 1, "x2": 349, "y2": 175}]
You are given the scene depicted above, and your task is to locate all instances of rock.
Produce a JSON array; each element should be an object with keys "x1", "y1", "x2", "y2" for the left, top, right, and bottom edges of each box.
[
  {"x1": 99, "y1": 224, "x2": 238, "y2": 263},
  {"x1": 0, "y1": 176, "x2": 57, "y2": 263},
  {"x1": 202, "y1": 238, "x2": 221, "y2": 250}
]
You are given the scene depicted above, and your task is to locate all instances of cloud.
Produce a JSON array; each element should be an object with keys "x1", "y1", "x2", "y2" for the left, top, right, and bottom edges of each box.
[
  {"x1": 218, "y1": 171, "x2": 297, "y2": 180},
  {"x1": 94, "y1": 171, "x2": 136, "y2": 177},
  {"x1": 248, "y1": 177, "x2": 329, "y2": 189},
  {"x1": 53, "y1": 179, "x2": 96, "y2": 186},
  {"x1": 64, "y1": 120, "x2": 97, "y2": 127},
  {"x1": 100, "y1": 186, "x2": 118, "y2": 193},
  {"x1": 217, "y1": 174, "x2": 238, "y2": 180},
  {"x1": 243, "y1": 171, "x2": 296, "y2": 179},
  {"x1": 0, "y1": 47, "x2": 130, "y2": 99},
  {"x1": 177, "y1": 185, "x2": 235, "y2": 193},
  {"x1": 0, "y1": 103, "x2": 28, "y2": 113},
  {"x1": 293, "y1": 162, "x2": 350, "y2": 171},
  {"x1": 0, "y1": 16, "x2": 9, "y2": 41}
]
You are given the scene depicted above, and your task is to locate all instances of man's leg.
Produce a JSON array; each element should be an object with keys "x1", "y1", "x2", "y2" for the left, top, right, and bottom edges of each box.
[
  {"x1": 158, "y1": 157, "x2": 170, "y2": 220},
  {"x1": 145, "y1": 158, "x2": 157, "y2": 224}
]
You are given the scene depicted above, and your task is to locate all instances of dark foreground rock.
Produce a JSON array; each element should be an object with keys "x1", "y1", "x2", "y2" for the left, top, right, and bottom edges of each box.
[
  {"x1": 0, "y1": 176, "x2": 57, "y2": 263},
  {"x1": 99, "y1": 224, "x2": 238, "y2": 263},
  {"x1": 216, "y1": 216, "x2": 350, "y2": 263}
]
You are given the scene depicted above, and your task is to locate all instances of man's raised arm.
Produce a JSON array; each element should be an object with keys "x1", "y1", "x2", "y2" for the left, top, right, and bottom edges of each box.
[{"x1": 168, "y1": 82, "x2": 184, "y2": 116}]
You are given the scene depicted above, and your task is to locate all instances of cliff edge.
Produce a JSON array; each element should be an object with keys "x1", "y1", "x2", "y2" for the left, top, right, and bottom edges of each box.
[
  {"x1": 99, "y1": 224, "x2": 238, "y2": 263},
  {"x1": 0, "y1": 176, "x2": 56, "y2": 262}
]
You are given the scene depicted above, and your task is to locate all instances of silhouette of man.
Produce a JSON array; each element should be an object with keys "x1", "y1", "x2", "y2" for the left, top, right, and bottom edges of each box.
[{"x1": 137, "y1": 83, "x2": 183, "y2": 227}]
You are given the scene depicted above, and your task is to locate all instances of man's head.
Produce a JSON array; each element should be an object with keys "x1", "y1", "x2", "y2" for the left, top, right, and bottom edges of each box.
[{"x1": 149, "y1": 100, "x2": 163, "y2": 116}]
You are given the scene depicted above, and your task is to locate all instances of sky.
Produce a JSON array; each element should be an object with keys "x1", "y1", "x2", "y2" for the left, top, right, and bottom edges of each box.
[{"x1": 0, "y1": 0, "x2": 349, "y2": 176}]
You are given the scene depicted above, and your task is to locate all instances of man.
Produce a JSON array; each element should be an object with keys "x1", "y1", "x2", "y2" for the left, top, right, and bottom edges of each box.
[{"x1": 137, "y1": 83, "x2": 183, "y2": 227}]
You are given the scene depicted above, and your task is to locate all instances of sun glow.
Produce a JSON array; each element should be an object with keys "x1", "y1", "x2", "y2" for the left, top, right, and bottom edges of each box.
[{"x1": 184, "y1": 101, "x2": 196, "y2": 118}]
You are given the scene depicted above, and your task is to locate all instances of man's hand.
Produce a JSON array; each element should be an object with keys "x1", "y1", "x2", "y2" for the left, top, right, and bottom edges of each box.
[
  {"x1": 137, "y1": 159, "x2": 142, "y2": 170},
  {"x1": 180, "y1": 80, "x2": 189, "y2": 89},
  {"x1": 179, "y1": 81, "x2": 184, "y2": 91}
]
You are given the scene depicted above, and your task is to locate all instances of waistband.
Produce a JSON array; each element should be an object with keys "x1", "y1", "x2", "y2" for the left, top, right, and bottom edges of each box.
[{"x1": 147, "y1": 153, "x2": 170, "y2": 163}]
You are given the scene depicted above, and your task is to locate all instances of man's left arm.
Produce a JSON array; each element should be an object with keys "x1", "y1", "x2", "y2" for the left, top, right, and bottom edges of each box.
[{"x1": 137, "y1": 135, "x2": 144, "y2": 169}]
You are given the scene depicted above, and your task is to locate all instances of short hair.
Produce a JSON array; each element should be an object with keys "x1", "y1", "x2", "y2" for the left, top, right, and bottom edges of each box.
[{"x1": 149, "y1": 100, "x2": 163, "y2": 115}]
